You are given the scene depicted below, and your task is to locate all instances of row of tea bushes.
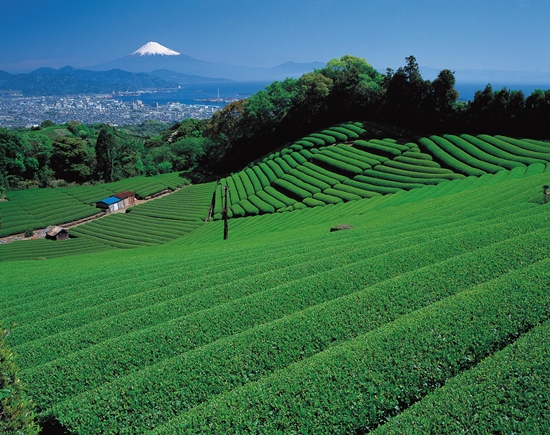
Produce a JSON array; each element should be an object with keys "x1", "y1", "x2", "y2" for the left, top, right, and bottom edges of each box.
[
  {"x1": 69, "y1": 183, "x2": 214, "y2": 248},
  {"x1": 373, "y1": 319, "x2": 550, "y2": 434},
  {"x1": 2, "y1": 167, "x2": 550, "y2": 433},
  {"x1": 418, "y1": 134, "x2": 550, "y2": 177},
  {"x1": 213, "y1": 124, "x2": 475, "y2": 219},
  {"x1": 150, "y1": 258, "x2": 550, "y2": 434},
  {"x1": 23, "y1": 212, "x2": 517, "y2": 408},
  {"x1": 0, "y1": 237, "x2": 111, "y2": 262},
  {"x1": 0, "y1": 172, "x2": 188, "y2": 238},
  {"x1": 49, "y1": 224, "x2": 550, "y2": 434},
  {"x1": 0, "y1": 189, "x2": 99, "y2": 237}
]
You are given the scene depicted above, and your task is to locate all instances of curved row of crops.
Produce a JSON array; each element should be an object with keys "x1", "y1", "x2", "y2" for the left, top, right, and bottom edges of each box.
[
  {"x1": 417, "y1": 134, "x2": 550, "y2": 176},
  {"x1": 66, "y1": 182, "x2": 214, "y2": 249},
  {"x1": 0, "y1": 188, "x2": 100, "y2": 238},
  {"x1": 3, "y1": 122, "x2": 548, "y2": 250},
  {"x1": 211, "y1": 122, "x2": 550, "y2": 220},
  {"x1": 0, "y1": 172, "x2": 187, "y2": 238},
  {"x1": 1, "y1": 165, "x2": 550, "y2": 433}
]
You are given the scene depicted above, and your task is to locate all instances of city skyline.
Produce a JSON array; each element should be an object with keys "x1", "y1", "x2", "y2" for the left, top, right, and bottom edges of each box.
[{"x1": 1, "y1": 0, "x2": 549, "y2": 75}]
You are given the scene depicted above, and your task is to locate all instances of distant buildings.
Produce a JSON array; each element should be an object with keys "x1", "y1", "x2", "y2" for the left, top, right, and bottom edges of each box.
[{"x1": 0, "y1": 94, "x2": 219, "y2": 128}]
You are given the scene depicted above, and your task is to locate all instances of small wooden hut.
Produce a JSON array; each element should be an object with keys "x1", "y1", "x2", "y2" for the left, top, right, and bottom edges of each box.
[
  {"x1": 45, "y1": 226, "x2": 69, "y2": 241},
  {"x1": 113, "y1": 191, "x2": 136, "y2": 208}
]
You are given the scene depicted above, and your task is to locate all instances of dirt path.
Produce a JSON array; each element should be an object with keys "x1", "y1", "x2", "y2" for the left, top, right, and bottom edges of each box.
[{"x1": 0, "y1": 187, "x2": 182, "y2": 245}]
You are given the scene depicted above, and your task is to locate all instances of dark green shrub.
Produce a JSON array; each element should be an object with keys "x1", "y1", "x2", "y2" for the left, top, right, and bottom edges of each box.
[
  {"x1": 266, "y1": 160, "x2": 284, "y2": 178},
  {"x1": 322, "y1": 187, "x2": 361, "y2": 201},
  {"x1": 312, "y1": 191, "x2": 344, "y2": 204},
  {"x1": 296, "y1": 140, "x2": 315, "y2": 148},
  {"x1": 310, "y1": 133, "x2": 336, "y2": 144},
  {"x1": 248, "y1": 195, "x2": 275, "y2": 214},
  {"x1": 322, "y1": 129, "x2": 348, "y2": 141},
  {"x1": 302, "y1": 197, "x2": 326, "y2": 207},
  {"x1": 258, "y1": 163, "x2": 277, "y2": 184},
  {"x1": 256, "y1": 190, "x2": 286, "y2": 210},
  {"x1": 302, "y1": 136, "x2": 325, "y2": 146},
  {"x1": 251, "y1": 166, "x2": 270, "y2": 188},
  {"x1": 264, "y1": 186, "x2": 296, "y2": 207},
  {"x1": 273, "y1": 179, "x2": 313, "y2": 200},
  {"x1": 332, "y1": 183, "x2": 380, "y2": 198},
  {"x1": 311, "y1": 154, "x2": 363, "y2": 177},
  {"x1": 0, "y1": 324, "x2": 40, "y2": 435}
]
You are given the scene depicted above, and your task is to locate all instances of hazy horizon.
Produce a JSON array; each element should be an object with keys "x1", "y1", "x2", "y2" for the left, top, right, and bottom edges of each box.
[{"x1": 1, "y1": 0, "x2": 549, "y2": 77}]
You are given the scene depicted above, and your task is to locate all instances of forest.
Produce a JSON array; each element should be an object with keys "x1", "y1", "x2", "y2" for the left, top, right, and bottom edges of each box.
[{"x1": 1, "y1": 55, "x2": 549, "y2": 195}]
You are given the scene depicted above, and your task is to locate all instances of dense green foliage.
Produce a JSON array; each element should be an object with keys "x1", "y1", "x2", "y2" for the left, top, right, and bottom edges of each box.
[
  {"x1": 192, "y1": 55, "x2": 549, "y2": 178},
  {"x1": 373, "y1": 319, "x2": 550, "y2": 434},
  {"x1": 1, "y1": 154, "x2": 550, "y2": 433},
  {"x1": 0, "y1": 324, "x2": 40, "y2": 434},
  {"x1": 0, "y1": 119, "x2": 205, "y2": 192}
]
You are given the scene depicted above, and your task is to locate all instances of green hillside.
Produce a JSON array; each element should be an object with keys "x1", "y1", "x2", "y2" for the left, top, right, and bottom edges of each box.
[
  {"x1": 1, "y1": 123, "x2": 550, "y2": 434},
  {"x1": 0, "y1": 171, "x2": 188, "y2": 239},
  {"x1": 210, "y1": 122, "x2": 550, "y2": 219}
]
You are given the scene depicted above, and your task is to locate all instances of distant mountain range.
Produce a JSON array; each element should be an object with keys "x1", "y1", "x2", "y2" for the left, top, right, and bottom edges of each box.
[
  {"x1": 86, "y1": 41, "x2": 325, "y2": 82},
  {"x1": 0, "y1": 42, "x2": 547, "y2": 97},
  {"x1": 0, "y1": 66, "x2": 232, "y2": 96},
  {"x1": 0, "y1": 42, "x2": 325, "y2": 96}
]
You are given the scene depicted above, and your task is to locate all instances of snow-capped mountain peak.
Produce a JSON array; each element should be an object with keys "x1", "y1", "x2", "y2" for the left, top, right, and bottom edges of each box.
[{"x1": 130, "y1": 42, "x2": 180, "y2": 57}]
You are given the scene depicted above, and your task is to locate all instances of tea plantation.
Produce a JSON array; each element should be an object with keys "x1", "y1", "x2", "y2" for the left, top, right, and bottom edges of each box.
[{"x1": 1, "y1": 121, "x2": 550, "y2": 434}]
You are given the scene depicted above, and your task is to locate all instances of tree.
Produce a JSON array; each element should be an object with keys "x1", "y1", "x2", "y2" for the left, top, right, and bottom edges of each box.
[
  {"x1": 95, "y1": 126, "x2": 117, "y2": 181},
  {"x1": 169, "y1": 118, "x2": 205, "y2": 141},
  {"x1": 0, "y1": 128, "x2": 26, "y2": 190},
  {"x1": 244, "y1": 78, "x2": 298, "y2": 137},
  {"x1": 430, "y1": 69, "x2": 459, "y2": 122},
  {"x1": 385, "y1": 55, "x2": 432, "y2": 125},
  {"x1": 116, "y1": 134, "x2": 145, "y2": 180},
  {"x1": 40, "y1": 119, "x2": 56, "y2": 128},
  {"x1": 292, "y1": 72, "x2": 333, "y2": 123},
  {"x1": 50, "y1": 137, "x2": 92, "y2": 183},
  {"x1": 508, "y1": 90, "x2": 526, "y2": 120},
  {"x1": 201, "y1": 99, "x2": 248, "y2": 174},
  {"x1": 170, "y1": 137, "x2": 209, "y2": 171},
  {"x1": 19, "y1": 132, "x2": 53, "y2": 186},
  {"x1": 144, "y1": 144, "x2": 174, "y2": 175},
  {"x1": 525, "y1": 89, "x2": 550, "y2": 136},
  {"x1": 320, "y1": 55, "x2": 384, "y2": 119},
  {"x1": 469, "y1": 83, "x2": 495, "y2": 125}
]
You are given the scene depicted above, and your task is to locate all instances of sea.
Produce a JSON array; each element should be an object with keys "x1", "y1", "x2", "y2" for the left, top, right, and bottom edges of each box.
[
  {"x1": 117, "y1": 81, "x2": 549, "y2": 108},
  {"x1": 455, "y1": 83, "x2": 548, "y2": 102},
  {"x1": 117, "y1": 81, "x2": 272, "y2": 108}
]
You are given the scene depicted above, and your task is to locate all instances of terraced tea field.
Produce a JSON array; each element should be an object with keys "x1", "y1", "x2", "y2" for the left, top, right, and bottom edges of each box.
[
  {"x1": 1, "y1": 122, "x2": 550, "y2": 434},
  {"x1": 211, "y1": 122, "x2": 550, "y2": 219},
  {"x1": 0, "y1": 171, "x2": 187, "y2": 238}
]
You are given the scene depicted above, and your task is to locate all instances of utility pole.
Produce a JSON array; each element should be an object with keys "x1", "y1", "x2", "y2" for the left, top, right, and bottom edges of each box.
[
  {"x1": 205, "y1": 180, "x2": 220, "y2": 222},
  {"x1": 223, "y1": 185, "x2": 229, "y2": 240}
]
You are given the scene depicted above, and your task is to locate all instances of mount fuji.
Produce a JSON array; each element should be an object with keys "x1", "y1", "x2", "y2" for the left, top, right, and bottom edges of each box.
[
  {"x1": 87, "y1": 42, "x2": 324, "y2": 81},
  {"x1": 130, "y1": 41, "x2": 181, "y2": 57}
]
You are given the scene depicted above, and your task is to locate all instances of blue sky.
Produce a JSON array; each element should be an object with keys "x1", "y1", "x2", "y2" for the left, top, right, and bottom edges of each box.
[{"x1": 1, "y1": 0, "x2": 549, "y2": 74}]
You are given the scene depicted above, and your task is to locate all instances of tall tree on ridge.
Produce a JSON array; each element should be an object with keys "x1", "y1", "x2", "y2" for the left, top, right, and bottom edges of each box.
[
  {"x1": 95, "y1": 126, "x2": 117, "y2": 182},
  {"x1": 431, "y1": 69, "x2": 459, "y2": 122}
]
